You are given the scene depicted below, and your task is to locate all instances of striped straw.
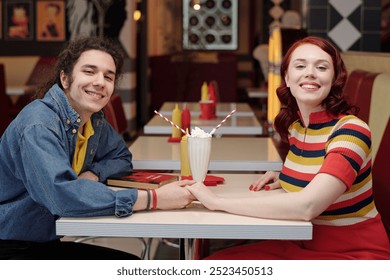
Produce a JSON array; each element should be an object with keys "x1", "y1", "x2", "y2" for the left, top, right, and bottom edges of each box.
[
  {"x1": 210, "y1": 108, "x2": 237, "y2": 135},
  {"x1": 154, "y1": 110, "x2": 189, "y2": 136}
]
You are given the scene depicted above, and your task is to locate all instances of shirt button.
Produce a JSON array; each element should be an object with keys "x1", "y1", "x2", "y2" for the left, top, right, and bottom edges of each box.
[
  {"x1": 76, "y1": 118, "x2": 81, "y2": 123},
  {"x1": 66, "y1": 119, "x2": 70, "y2": 125},
  {"x1": 72, "y1": 129, "x2": 77, "y2": 134}
]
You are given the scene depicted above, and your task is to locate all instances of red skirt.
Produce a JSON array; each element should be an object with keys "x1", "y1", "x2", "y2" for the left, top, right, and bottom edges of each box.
[{"x1": 205, "y1": 215, "x2": 390, "y2": 260}]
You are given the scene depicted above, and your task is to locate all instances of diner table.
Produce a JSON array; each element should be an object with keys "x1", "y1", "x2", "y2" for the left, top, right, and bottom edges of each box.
[
  {"x1": 144, "y1": 114, "x2": 263, "y2": 136},
  {"x1": 158, "y1": 101, "x2": 255, "y2": 117},
  {"x1": 6, "y1": 85, "x2": 33, "y2": 95},
  {"x1": 6, "y1": 85, "x2": 35, "y2": 104},
  {"x1": 129, "y1": 136, "x2": 283, "y2": 171},
  {"x1": 56, "y1": 173, "x2": 312, "y2": 260}
]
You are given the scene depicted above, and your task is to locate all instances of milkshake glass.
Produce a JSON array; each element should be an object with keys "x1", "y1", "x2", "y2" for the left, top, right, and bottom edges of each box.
[{"x1": 187, "y1": 127, "x2": 212, "y2": 183}]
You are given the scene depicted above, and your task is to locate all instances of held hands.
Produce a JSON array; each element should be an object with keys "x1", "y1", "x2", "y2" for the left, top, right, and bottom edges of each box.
[
  {"x1": 155, "y1": 179, "x2": 196, "y2": 210},
  {"x1": 185, "y1": 182, "x2": 220, "y2": 211},
  {"x1": 249, "y1": 171, "x2": 281, "y2": 192}
]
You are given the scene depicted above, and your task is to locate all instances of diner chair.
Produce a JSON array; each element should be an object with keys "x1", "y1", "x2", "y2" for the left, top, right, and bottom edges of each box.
[{"x1": 73, "y1": 236, "x2": 151, "y2": 260}]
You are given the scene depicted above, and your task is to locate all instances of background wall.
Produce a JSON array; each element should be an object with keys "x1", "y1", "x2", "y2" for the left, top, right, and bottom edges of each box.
[
  {"x1": 145, "y1": 0, "x2": 385, "y2": 102},
  {"x1": 1, "y1": 0, "x2": 389, "y2": 137}
]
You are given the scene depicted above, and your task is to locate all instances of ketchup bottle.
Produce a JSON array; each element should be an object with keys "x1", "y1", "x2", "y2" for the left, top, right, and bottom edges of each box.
[{"x1": 181, "y1": 104, "x2": 191, "y2": 133}]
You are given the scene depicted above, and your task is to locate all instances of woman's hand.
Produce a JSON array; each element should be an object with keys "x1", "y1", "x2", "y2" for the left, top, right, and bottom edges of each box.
[
  {"x1": 186, "y1": 182, "x2": 220, "y2": 211},
  {"x1": 249, "y1": 171, "x2": 281, "y2": 191},
  {"x1": 155, "y1": 179, "x2": 196, "y2": 210}
]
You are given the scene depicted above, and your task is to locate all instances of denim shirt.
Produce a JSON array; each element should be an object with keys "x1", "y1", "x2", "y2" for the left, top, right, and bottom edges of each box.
[{"x1": 0, "y1": 84, "x2": 137, "y2": 242}]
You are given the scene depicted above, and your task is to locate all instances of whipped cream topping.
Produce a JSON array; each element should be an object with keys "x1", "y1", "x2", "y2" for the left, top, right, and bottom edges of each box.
[{"x1": 189, "y1": 127, "x2": 211, "y2": 138}]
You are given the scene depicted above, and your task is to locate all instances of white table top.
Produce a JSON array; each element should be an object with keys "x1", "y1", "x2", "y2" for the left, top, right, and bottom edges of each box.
[
  {"x1": 129, "y1": 136, "x2": 283, "y2": 171},
  {"x1": 6, "y1": 85, "x2": 34, "y2": 95},
  {"x1": 144, "y1": 114, "x2": 263, "y2": 136},
  {"x1": 247, "y1": 87, "x2": 268, "y2": 98},
  {"x1": 56, "y1": 173, "x2": 312, "y2": 241},
  {"x1": 159, "y1": 102, "x2": 255, "y2": 117}
]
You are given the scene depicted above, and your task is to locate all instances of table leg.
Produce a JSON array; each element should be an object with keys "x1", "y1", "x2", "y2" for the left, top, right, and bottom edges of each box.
[
  {"x1": 179, "y1": 238, "x2": 185, "y2": 259},
  {"x1": 180, "y1": 238, "x2": 205, "y2": 260}
]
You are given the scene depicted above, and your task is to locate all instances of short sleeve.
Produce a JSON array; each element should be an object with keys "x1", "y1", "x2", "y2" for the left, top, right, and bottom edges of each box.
[{"x1": 319, "y1": 116, "x2": 371, "y2": 190}]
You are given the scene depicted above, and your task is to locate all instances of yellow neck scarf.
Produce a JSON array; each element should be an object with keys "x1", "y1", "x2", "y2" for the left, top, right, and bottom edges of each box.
[{"x1": 72, "y1": 119, "x2": 95, "y2": 175}]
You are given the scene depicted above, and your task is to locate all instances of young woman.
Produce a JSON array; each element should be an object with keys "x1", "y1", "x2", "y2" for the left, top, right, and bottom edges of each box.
[
  {"x1": 186, "y1": 36, "x2": 390, "y2": 259},
  {"x1": 0, "y1": 37, "x2": 194, "y2": 259}
]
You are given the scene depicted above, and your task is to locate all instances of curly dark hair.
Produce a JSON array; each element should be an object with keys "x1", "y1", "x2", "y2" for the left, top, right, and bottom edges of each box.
[
  {"x1": 273, "y1": 36, "x2": 356, "y2": 142},
  {"x1": 35, "y1": 36, "x2": 124, "y2": 99}
]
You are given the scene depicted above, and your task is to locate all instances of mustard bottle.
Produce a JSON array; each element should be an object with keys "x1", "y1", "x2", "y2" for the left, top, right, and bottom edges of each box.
[
  {"x1": 180, "y1": 129, "x2": 191, "y2": 176},
  {"x1": 201, "y1": 81, "x2": 209, "y2": 101},
  {"x1": 172, "y1": 103, "x2": 182, "y2": 138}
]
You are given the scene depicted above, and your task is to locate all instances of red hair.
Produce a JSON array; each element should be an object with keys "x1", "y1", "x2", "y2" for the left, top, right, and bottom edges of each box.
[{"x1": 273, "y1": 36, "x2": 355, "y2": 142}]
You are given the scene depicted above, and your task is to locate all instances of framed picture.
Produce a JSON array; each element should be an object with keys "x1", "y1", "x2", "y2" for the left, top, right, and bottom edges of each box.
[
  {"x1": 36, "y1": 0, "x2": 65, "y2": 41},
  {"x1": 4, "y1": 0, "x2": 33, "y2": 40}
]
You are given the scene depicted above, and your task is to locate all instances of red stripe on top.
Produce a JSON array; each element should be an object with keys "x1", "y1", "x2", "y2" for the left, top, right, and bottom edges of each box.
[
  {"x1": 327, "y1": 188, "x2": 373, "y2": 211},
  {"x1": 341, "y1": 123, "x2": 371, "y2": 138},
  {"x1": 281, "y1": 165, "x2": 316, "y2": 181},
  {"x1": 290, "y1": 137, "x2": 327, "y2": 151}
]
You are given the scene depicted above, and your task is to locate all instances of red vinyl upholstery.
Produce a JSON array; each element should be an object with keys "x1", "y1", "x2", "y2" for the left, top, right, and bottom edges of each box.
[
  {"x1": 372, "y1": 117, "x2": 390, "y2": 240},
  {"x1": 104, "y1": 94, "x2": 127, "y2": 135},
  {"x1": 344, "y1": 70, "x2": 368, "y2": 107},
  {"x1": 345, "y1": 71, "x2": 390, "y2": 241},
  {"x1": 343, "y1": 70, "x2": 379, "y2": 123}
]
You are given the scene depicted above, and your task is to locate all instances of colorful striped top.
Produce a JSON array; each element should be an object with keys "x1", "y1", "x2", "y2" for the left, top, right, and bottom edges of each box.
[{"x1": 280, "y1": 111, "x2": 378, "y2": 226}]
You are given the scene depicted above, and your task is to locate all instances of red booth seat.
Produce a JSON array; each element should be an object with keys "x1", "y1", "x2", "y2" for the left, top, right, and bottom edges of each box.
[{"x1": 344, "y1": 71, "x2": 390, "y2": 240}]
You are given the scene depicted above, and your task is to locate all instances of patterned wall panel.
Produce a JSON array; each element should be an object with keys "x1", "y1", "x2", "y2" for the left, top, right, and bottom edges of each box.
[
  {"x1": 305, "y1": 0, "x2": 382, "y2": 51},
  {"x1": 182, "y1": 0, "x2": 238, "y2": 50},
  {"x1": 261, "y1": 0, "x2": 382, "y2": 52}
]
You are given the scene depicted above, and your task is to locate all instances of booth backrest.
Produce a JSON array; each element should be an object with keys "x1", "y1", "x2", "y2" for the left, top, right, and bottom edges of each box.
[
  {"x1": 343, "y1": 70, "x2": 379, "y2": 123},
  {"x1": 368, "y1": 73, "x2": 390, "y2": 161},
  {"x1": 104, "y1": 94, "x2": 127, "y2": 135},
  {"x1": 372, "y1": 116, "x2": 390, "y2": 240},
  {"x1": 344, "y1": 70, "x2": 390, "y2": 240}
]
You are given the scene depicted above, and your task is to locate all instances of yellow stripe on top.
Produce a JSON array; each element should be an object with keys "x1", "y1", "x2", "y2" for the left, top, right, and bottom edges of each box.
[{"x1": 72, "y1": 119, "x2": 95, "y2": 175}]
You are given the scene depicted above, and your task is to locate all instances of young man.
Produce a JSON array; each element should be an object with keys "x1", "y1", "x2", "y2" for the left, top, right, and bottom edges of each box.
[{"x1": 0, "y1": 37, "x2": 194, "y2": 259}]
